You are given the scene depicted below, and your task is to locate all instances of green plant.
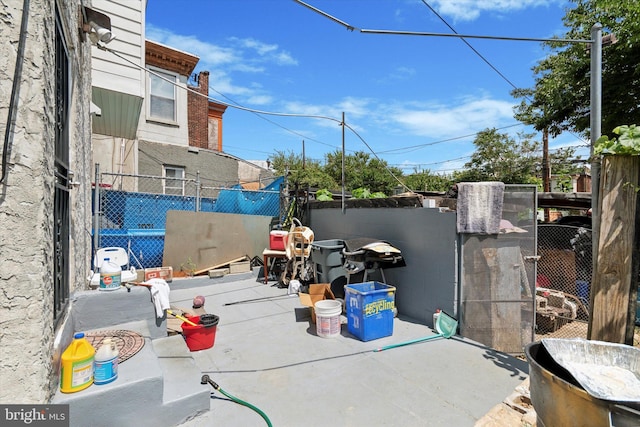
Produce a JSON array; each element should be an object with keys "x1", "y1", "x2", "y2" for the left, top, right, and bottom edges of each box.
[
  {"x1": 594, "y1": 125, "x2": 640, "y2": 155},
  {"x1": 180, "y1": 257, "x2": 197, "y2": 276},
  {"x1": 352, "y1": 187, "x2": 388, "y2": 199},
  {"x1": 315, "y1": 188, "x2": 333, "y2": 201},
  {"x1": 351, "y1": 188, "x2": 370, "y2": 199}
]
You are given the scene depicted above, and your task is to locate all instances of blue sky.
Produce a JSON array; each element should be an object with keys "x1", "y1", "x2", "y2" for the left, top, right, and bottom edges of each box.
[{"x1": 145, "y1": 0, "x2": 590, "y2": 174}]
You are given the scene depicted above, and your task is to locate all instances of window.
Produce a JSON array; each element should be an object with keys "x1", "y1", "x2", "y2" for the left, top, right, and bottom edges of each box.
[
  {"x1": 164, "y1": 165, "x2": 185, "y2": 195},
  {"x1": 149, "y1": 69, "x2": 177, "y2": 122},
  {"x1": 54, "y1": 6, "x2": 71, "y2": 327}
]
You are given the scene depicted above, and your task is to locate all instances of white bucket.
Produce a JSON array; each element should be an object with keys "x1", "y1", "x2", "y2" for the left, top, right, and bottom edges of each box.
[{"x1": 314, "y1": 299, "x2": 342, "y2": 338}]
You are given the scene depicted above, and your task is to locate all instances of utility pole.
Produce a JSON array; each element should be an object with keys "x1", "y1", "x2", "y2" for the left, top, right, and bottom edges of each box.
[
  {"x1": 341, "y1": 112, "x2": 345, "y2": 214},
  {"x1": 587, "y1": 23, "x2": 602, "y2": 340},
  {"x1": 542, "y1": 127, "x2": 550, "y2": 222}
]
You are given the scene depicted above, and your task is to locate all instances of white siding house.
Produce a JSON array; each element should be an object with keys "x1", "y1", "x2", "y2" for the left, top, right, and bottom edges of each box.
[
  {"x1": 90, "y1": 0, "x2": 146, "y2": 177},
  {"x1": 89, "y1": 1, "x2": 272, "y2": 191}
]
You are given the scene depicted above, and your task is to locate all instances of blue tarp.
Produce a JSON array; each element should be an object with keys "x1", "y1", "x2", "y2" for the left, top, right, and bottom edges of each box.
[
  {"x1": 212, "y1": 176, "x2": 283, "y2": 216},
  {"x1": 98, "y1": 228, "x2": 165, "y2": 269},
  {"x1": 94, "y1": 177, "x2": 284, "y2": 268}
]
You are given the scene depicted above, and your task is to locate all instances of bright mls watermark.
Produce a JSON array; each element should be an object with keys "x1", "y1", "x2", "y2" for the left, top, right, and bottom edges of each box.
[{"x1": 1, "y1": 405, "x2": 69, "y2": 426}]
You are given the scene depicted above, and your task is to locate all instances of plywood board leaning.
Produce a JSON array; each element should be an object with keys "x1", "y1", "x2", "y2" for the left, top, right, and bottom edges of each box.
[{"x1": 163, "y1": 210, "x2": 271, "y2": 273}]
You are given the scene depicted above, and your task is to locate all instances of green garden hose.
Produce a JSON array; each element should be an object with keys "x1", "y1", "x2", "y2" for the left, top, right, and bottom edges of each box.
[{"x1": 201, "y1": 375, "x2": 273, "y2": 427}]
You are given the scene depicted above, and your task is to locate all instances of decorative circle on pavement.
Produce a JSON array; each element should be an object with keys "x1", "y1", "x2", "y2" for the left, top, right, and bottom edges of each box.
[{"x1": 85, "y1": 330, "x2": 145, "y2": 364}]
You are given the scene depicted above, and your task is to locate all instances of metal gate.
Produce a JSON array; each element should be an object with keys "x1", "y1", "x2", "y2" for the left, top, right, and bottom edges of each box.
[{"x1": 459, "y1": 185, "x2": 537, "y2": 354}]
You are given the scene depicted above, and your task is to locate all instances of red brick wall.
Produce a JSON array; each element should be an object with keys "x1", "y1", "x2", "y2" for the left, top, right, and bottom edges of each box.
[
  {"x1": 208, "y1": 102, "x2": 227, "y2": 151},
  {"x1": 187, "y1": 71, "x2": 209, "y2": 149}
]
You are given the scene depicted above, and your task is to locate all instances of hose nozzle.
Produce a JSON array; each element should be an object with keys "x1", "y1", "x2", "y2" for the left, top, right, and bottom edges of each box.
[{"x1": 200, "y1": 374, "x2": 219, "y2": 390}]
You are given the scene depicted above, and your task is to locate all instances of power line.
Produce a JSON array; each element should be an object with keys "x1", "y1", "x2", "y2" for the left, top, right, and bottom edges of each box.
[
  {"x1": 99, "y1": 43, "x2": 413, "y2": 190},
  {"x1": 418, "y1": 1, "x2": 590, "y2": 148},
  {"x1": 378, "y1": 123, "x2": 522, "y2": 154},
  {"x1": 100, "y1": 37, "x2": 578, "y2": 180},
  {"x1": 206, "y1": 84, "x2": 343, "y2": 151},
  {"x1": 391, "y1": 154, "x2": 471, "y2": 168},
  {"x1": 296, "y1": 0, "x2": 591, "y2": 148},
  {"x1": 341, "y1": 122, "x2": 412, "y2": 192},
  {"x1": 100, "y1": 44, "x2": 343, "y2": 125},
  {"x1": 420, "y1": 1, "x2": 522, "y2": 91}
]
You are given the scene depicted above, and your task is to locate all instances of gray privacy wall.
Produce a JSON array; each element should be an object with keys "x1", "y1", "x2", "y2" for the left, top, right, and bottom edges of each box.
[{"x1": 309, "y1": 206, "x2": 458, "y2": 326}]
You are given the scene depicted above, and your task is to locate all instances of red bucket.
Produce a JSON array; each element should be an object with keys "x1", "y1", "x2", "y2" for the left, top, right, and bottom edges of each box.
[{"x1": 181, "y1": 315, "x2": 219, "y2": 351}]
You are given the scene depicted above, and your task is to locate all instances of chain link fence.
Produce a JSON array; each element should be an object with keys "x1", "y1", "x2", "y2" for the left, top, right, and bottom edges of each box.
[
  {"x1": 93, "y1": 170, "x2": 283, "y2": 270},
  {"x1": 535, "y1": 224, "x2": 592, "y2": 340}
]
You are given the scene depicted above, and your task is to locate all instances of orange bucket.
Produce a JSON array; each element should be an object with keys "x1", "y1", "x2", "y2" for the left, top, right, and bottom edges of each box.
[{"x1": 181, "y1": 315, "x2": 219, "y2": 351}]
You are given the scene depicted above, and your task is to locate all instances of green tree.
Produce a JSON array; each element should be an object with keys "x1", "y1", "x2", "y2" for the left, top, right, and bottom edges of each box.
[
  {"x1": 268, "y1": 150, "x2": 336, "y2": 189},
  {"x1": 512, "y1": 0, "x2": 640, "y2": 139},
  {"x1": 403, "y1": 169, "x2": 454, "y2": 192},
  {"x1": 454, "y1": 129, "x2": 581, "y2": 187},
  {"x1": 324, "y1": 150, "x2": 404, "y2": 195},
  {"x1": 549, "y1": 146, "x2": 586, "y2": 191},
  {"x1": 453, "y1": 129, "x2": 540, "y2": 184}
]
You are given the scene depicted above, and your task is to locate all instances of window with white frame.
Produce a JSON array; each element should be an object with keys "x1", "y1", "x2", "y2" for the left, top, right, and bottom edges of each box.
[
  {"x1": 163, "y1": 165, "x2": 185, "y2": 195},
  {"x1": 149, "y1": 69, "x2": 177, "y2": 122}
]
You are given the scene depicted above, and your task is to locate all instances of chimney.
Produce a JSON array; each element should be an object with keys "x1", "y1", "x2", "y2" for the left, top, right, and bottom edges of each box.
[{"x1": 187, "y1": 71, "x2": 209, "y2": 149}]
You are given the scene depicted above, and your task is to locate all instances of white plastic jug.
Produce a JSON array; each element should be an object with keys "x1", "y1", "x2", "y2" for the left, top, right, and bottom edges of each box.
[
  {"x1": 94, "y1": 338, "x2": 118, "y2": 385},
  {"x1": 99, "y1": 257, "x2": 121, "y2": 291}
]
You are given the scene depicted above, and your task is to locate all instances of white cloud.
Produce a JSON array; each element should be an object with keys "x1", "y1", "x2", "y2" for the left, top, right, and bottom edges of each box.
[
  {"x1": 278, "y1": 95, "x2": 517, "y2": 145},
  {"x1": 228, "y1": 37, "x2": 298, "y2": 66},
  {"x1": 146, "y1": 25, "x2": 297, "y2": 107},
  {"x1": 280, "y1": 97, "x2": 374, "y2": 133},
  {"x1": 206, "y1": 70, "x2": 249, "y2": 97},
  {"x1": 335, "y1": 97, "x2": 373, "y2": 118},
  {"x1": 147, "y1": 26, "x2": 238, "y2": 65},
  {"x1": 380, "y1": 67, "x2": 416, "y2": 83},
  {"x1": 245, "y1": 95, "x2": 274, "y2": 106},
  {"x1": 429, "y1": 0, "x2": 556, "y2": 22},
  {"x1": 387, "y1": 97, "x2": 515, "y2": 137}
]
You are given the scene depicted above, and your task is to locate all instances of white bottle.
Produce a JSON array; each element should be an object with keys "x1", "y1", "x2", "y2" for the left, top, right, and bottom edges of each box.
[
  {"x1": 94, "y1": 338, "x2": 118, "y2": 385},
  {"x1": 433, "y1": 309, "x2": 441, "y2": 330},
  {"x1": 99, "y1": 257, "x2": 121, "y2": 291}
]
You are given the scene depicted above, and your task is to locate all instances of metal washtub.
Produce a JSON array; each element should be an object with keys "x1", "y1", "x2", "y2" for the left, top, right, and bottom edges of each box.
[{"x1": 525, "y1": 339, "x2": 640, "y2": 427}]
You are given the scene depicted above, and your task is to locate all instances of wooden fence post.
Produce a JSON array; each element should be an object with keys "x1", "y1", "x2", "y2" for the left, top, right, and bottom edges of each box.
[{"x1": 588, "y1": 155, "x2": 640, "y2": 344}]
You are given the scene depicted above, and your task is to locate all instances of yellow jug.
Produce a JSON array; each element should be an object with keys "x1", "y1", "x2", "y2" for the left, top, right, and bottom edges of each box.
[{"x1": 60, "y1": 332, "x2": 95, "y2": 393}]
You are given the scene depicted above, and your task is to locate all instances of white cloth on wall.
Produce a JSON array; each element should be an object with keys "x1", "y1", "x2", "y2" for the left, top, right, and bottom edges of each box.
[
  {"x1": 456, "y1": 182, "x2": 505, "y2": 234},
  {"x1": 146, "y1": 278, "x2": 171, "y2": 318}
]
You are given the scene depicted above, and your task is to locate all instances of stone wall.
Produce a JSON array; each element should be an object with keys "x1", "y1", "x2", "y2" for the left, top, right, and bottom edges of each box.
[{"x1": 0, "y1": 0, "x2": 93, "y2": 403}]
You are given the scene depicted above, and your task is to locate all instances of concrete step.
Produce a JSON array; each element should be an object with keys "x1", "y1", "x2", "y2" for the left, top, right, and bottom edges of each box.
[
  {"x1": 152, "y1": 335, "x2": 211, "y2": 424},
  {"x1": 52, "y1": 320, "x2": 210, "y2": 427}
]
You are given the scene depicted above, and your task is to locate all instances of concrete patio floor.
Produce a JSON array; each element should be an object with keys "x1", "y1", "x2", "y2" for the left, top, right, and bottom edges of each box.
[{"x1": 168, "y1": 271, "x2": 530, "y2": 427}]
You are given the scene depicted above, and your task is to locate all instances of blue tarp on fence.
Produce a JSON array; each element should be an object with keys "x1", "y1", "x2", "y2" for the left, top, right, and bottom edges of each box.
[
  {"x1": 95, "y1": 177, "x2": 283, "y2": 268},
  {"x1": 101, "y1": 191, "x2": 202, "y2": 230},
  {"x1": 212, "y1": 176, "x2": 282, "y2": 216},
  {"x1": 98, "y1": 228, "x2": 165, "y2": 269}
]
